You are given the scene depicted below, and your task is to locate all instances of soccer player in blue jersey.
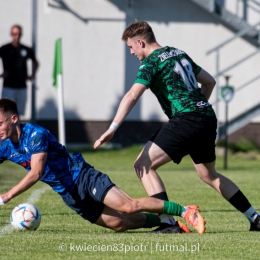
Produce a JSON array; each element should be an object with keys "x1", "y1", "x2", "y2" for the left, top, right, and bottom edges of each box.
[{"x1": 0, "y1": 98, "x2": 206, "y2": 234}]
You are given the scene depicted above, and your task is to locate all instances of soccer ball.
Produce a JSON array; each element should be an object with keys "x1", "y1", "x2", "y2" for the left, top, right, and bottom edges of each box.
[{"x1": 10, "y1": 203, "x2": 41, "y2": 231}]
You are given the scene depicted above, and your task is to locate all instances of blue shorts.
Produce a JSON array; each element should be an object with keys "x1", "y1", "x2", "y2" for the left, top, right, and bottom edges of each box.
[{"x1": 62, "y1": 165, "x2": 115, "y2": 223}]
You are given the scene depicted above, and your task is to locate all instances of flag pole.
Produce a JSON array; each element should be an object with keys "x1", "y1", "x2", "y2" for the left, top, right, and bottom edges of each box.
[
  {"x1": 31, "y1": 0, "x2": 37, "y2": 124},
  {"x1": 57, "y1": 72, "x2": 66, "y2": 146},
  {"x1": 53, "y1": 38, "x2": 66, "y2": 146}
]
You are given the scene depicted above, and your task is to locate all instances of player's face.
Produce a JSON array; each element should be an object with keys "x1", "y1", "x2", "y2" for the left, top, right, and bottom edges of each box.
[
  {"x1": 11, "y1": 27, "x2": 22, "y2": 43},
  {"x1": 0, "y1": 112, "x2": 15, "y2": 141},
  {"x1": 127, "y1": 37, "x2": 145, "y2": 61}
]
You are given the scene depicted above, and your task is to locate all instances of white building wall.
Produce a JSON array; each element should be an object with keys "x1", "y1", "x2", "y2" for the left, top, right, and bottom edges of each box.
[{"x1": 0, "y1": 0, "x2": 260, "y2": 123}]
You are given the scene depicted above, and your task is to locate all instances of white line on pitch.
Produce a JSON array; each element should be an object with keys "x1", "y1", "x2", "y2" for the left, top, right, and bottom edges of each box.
[{"x1": 0, "y1": 185, "x2": 50, "y2": 237}]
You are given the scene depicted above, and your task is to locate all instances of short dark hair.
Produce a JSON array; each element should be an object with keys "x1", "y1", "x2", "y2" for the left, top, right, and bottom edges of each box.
[
  {"x1": 11, "y1": 24, "x2": 22, "y2": 35},
  {"x1": 0, "y1": 98, "x2": 19, "y2": 117},
  {"x1": 122, "y1": 21, "x2": 156, "y2": 43}
]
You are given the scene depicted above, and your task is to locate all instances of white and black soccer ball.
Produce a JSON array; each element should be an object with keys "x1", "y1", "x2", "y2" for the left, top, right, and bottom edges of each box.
[{"x1": 10, "y1": 203, "x2": 41, "y2": 231}]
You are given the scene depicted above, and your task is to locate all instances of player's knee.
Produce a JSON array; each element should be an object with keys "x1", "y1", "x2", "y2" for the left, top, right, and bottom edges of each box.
[
  {"x1": 197, "y1": 169, "x2": 218, "y2": 182},
  {"x1": 111, "y1": 218, "x2": 127, "y2": 232},
  {"x1": 122, "y1": 200, "x2": 140, "y2": 214},
  {"x1": 133, "y1": 159, "x2": 142, "y2": 173},
  {"x1": 122, "y1": 204, "x2": 133, "y2": 214},
  {"x1": 134, "y1": 158, "x2": 152, "y2": 174}
]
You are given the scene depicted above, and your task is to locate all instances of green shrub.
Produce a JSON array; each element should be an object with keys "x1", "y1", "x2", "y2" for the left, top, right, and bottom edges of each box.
[{"x1": 228, "y1": 138, "x2": 259, "y2": 153}]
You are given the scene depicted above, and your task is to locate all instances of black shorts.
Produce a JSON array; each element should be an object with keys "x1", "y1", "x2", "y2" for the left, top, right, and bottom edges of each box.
[
  {"x1": 150, "y1": 113, "x2": 217, "y2": 164},
  {"x1": 62, "y1": 166, "x2": 115, "y2": 223}
]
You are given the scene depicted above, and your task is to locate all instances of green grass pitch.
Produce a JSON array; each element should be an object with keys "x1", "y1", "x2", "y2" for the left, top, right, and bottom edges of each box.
[{"x1": 0, "y1": 146, "x2": 260, "y2": 259}]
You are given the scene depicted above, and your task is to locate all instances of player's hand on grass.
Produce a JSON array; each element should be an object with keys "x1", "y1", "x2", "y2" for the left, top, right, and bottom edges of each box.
[
  {"x1": 93, "y1": 128, "x2": 115, "y2": 149},
  {"x1": 0, "y1": 194, "x2": 10, "y2": 205}
]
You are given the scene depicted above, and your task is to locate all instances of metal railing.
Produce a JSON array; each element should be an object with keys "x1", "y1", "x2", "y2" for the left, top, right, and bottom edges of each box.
[
  {"x1": 189, "y1": 0, "x2": 260, "y2": 139},
  {"x1": 206, "y1": 21, "x2": 260, "y2": 124},
  {"x1": 232, "y1": 0, "x2": 260, "y2": 24}
]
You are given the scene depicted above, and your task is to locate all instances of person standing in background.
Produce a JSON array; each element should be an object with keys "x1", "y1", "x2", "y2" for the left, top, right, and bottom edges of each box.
[{"x1": 0, "y1": 24, "x2": 39, "y2": 117}]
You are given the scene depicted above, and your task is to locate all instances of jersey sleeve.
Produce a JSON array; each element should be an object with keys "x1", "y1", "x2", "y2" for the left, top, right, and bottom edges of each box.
[
  {"x1": 192, "y1": 61, "x2": 202, "y2": 76},
  {"x1": 134, "y1": 64, "x2": 155, "y2": 88},
  {"x1": 29, "y1": 128, "x2": 49, "y2": 154},
  {"x1": 0, "y1": 152, "x2": 5, "y2": 163},
  {"x1": 186, "y1": 53, "x2": 202, "y2": 76},
  {"x1": 27, "y1": 47, "x2": 37, "y2": 62},
  {"x1": 0, "y1": 142, "x2": 8, "y2": 163}
]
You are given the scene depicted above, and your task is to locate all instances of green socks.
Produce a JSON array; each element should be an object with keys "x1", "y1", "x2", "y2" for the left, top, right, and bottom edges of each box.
[
  {"x1": 143, "y1": 213, "x2": 161, "y2": 228},
  {"x1": 162, "y1": 200, "x2": 185, "y2": 217},
  {"x1": 143, "y1": 202, "x2": 186, "y2": 228}
]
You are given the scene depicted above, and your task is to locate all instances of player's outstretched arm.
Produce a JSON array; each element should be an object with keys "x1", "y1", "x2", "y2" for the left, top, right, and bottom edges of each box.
[
  {"x1": 0, "y1": 152, "x2": 47, "y2": 204},
  {"x1": 93, "y1": 128, "x2": 116, "y2": 149},
  {"x1": 196, "y1": 69, "x2": 216, "y2": 101},
  {"x1": 93, "y1": 83, "x2": 146, "y2": 149}
]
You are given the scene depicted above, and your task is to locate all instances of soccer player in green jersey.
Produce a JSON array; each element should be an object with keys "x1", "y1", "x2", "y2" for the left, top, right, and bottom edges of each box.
[{"x1": 94, "y1": 21, "x2": 260, "y2": 233}]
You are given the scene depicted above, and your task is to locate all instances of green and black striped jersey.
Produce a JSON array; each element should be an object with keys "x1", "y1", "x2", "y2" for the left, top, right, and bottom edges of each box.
[{"x1": 134, "y1": 46, "x2": 215, "y2": 119}]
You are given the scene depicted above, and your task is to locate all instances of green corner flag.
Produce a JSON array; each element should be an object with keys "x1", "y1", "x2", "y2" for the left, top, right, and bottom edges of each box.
[
  {"x1": 52, "y1": 38, "x2": 66, "y2": 146},
  {"x1": 53, "y1": 38, "x2": 62, "y2": 88}
]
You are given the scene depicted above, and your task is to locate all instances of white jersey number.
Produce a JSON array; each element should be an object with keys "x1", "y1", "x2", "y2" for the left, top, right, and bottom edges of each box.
[{"x1": 174, "y1": 58, "x2": 199, "y2": 91}]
